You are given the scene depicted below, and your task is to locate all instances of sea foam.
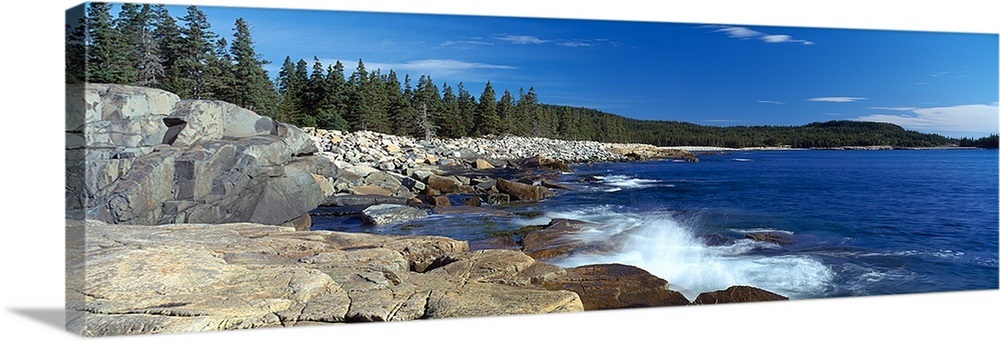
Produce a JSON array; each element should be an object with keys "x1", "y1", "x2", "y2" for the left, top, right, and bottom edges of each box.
[{"x1": 547, "y1": 207, "x2": 834, "y2": 300}]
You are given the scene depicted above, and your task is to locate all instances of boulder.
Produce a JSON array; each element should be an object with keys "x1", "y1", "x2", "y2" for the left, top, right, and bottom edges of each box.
[
  {"x1": 321, "y1": 194, "x2": 408, "y2": 207},
  {"x1": 431, "y1": 195, "x2": 452, "y2": 207},
  {"x1": 474, "y1": 159, "x2": 494, "y2": 169},
  {"x1": 426, "y1": 174, "x2": 462, "y2": 193},
  {"x1": 521, "y1": 219, "x2": 617, "y2": 260},
  {"x1": 691, "y1": 285, "x2": 789, "y2": 304},
  {"x1": 537, "y1": 264, "x2": 690, "y2": 310},
  {"x1": 744, "y1": 231, "x2": 796, "y2": 245},
  {"x1": 348, "y1": 185, "x2": 395, "y2": 197},
  {"x1": 496, "y1": 178, "x2": 554, "y2": 201},
  {"x1": 361, "y1": 204, "x2": 428, "y2": 225},
  {"x1": 71, "y1": 84, "x2": 331, "y2": 226}
]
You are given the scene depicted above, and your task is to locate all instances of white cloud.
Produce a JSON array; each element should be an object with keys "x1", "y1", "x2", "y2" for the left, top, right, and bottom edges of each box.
[
  {"x1": 868, "y1": 106, "x2": 918, "y2": 111},
  {"x1": 712, "y1": 26, "x2": 814, "y2": 45},
  {"x1": 808, "y1": 97, "x2": 867, "y2": 103},
  {"x1": 496, "y1": 35, "x2": 548, "y2": 44},
  {"x1": 761, "y1": 35, "x2": 791, "y2": 43},
  {"x1": 758, "y1": 100, "x2": 785, "y2": 104},
  {"x1": 717, "y1": 27, "x2": 763, "y2": 38},
  {"x1": 853, "y1": 104, "x2": 999, "y2": 135},
  {"x1": 558, "y1": 41, "x2": 593, "y2": 47},
  {"x1": 441, "y1": 40, "x2": 495, "y2": 47}
]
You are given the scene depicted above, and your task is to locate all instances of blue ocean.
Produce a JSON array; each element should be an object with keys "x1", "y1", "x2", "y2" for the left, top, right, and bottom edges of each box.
[{"x1": 313, "y1": 150, "x2": 999, "y2": 300}]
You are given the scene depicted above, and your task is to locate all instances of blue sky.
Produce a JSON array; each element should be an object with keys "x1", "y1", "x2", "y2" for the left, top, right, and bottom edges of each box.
[{"x1": 160, "y1": 4, "x2": 998, "y2": 138}]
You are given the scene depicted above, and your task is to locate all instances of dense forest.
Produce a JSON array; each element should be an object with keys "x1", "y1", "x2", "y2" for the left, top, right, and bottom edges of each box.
[{"x1": 67, "y1": 3, "x2": 996, "y2": 149}]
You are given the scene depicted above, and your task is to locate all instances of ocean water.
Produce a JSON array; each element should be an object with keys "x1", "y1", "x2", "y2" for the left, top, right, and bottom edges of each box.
[{"x1": 313, "y1": 150, "x2": 999, "y2": 300}]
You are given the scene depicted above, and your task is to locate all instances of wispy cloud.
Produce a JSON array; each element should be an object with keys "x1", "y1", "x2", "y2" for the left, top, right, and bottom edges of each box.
[
  {"x1": 808, "y1": 97, "x2": 866, "y2": 103},
  {"x1": 441, "y1": 40, "x2": 495, "y2": 47},
  {"x1": 853, "y1": 103, "x2": 999, "y2": 136},
  {"x1": 758, "y1": 100, "x2": 785, "y2": 104},
  {"x1": 868, "y1": 106, "x2": 918, "y2": 111},
  {"x1": 484, "y1": 34, "x2": 618, "y2": 48},
  {"x1": 496, "y1": 35, "x2": 549, "y2": 44},
  {"x1": 709, "y1": 25, "x2": 814, "y2": 45}
]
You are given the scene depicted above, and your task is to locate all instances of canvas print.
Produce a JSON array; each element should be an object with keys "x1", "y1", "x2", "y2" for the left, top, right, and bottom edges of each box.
[{"x1": 65, "y1": 2, "x2": 999, "y2": 337}]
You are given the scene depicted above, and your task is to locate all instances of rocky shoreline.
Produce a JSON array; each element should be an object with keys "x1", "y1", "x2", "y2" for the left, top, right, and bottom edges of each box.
[{"x1": 67, "y1": 84, "x2": 785, "y2": 336}]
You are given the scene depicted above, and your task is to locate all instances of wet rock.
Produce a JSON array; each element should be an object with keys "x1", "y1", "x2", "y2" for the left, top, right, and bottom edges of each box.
[
  {"x1": 474, "y1": 159, "x2": 494, "y2": 169},
  {"x1": 496, "y1": 178, "x2": 553, "y2": 202},
  {"x1": 431, "y1": 195, "x2": 452, "y2": 207},
  {"x1": 521, "y1": 219, "x2": 617, "y2": 260},
  {"x1": 320, "y1": 194, "x2": 408, "y2": 207},
  {"x1": 465, "y1": 195, "x2": 483, "y2": 207},
  {"x1": 538, "y1": 264, "x2": 690, "y2": 310},
  {"x1": 361, "y1": 204, "x2": 428, "y2": 225},
  {"x1": 426, "y1": 174, "x2": 462, "y2": 194},
  {"x1": 691, "y1": 285, "x2": 789, "y2": 304},
  {"x1": 745, "y1": 231, "x2": 796, "y2": 245}
]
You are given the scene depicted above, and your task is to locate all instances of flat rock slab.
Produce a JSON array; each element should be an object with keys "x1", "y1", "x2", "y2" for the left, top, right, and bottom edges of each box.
[
  {"x1": 691, "y1": 285, "x2": 789, "y2": 304},
  {"x1": 521, "y1": 219, "x2": 618, "y2": 260},
  {"x1": 538, "y1": 263, "x2": 690, "y2": 310},
  {"x1": 67, "y1": 220, "x2": 593, "y2": 336},
  {"x1": 361, "y1": 204, "x2": 428, "y2": 225}
]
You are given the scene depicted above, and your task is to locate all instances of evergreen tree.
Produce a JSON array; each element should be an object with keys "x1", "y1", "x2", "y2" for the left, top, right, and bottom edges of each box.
[
  {"x1": 229, "y1": 18, "x2": 277, "y2": 115},
  {"x1": 439, "y1": 83, "x2": 462, "y2": 138},
  {"x1": 175, "y1": 5, "x2": 218, "y2": 99},
  {"x1": 515, "y1": 87, "x2": 539, "y2": 136},
  {"x1": 456, "y1": 82, "x2": 477, "y2": 137},
  {"x1": 206, "y1": 37, "x2": 236, "y2": 104},
  {"x1": 497, "y1": 89, "x2": 515, "y2": 135},
  {"x1": 413, "y1": 75, "x2": 443, "y2": 136},
  {"x1": 474, "y1": 81, "x2": 500, "y2": 136},
  {"x1": 320, "y1": 60, "x2": 350, "y2": 130},
  {"x1": 385, "y1": 70, "x2": 418, "y2": 136},
  {"x1": 85, "y1": 2, "x2": 133, "y2": 84},
  {"x1": 345, "y1": 59, "x2": 373, "y2": 131},
  {"x1": 65, "y1": 9, "x2": 87, "y2": 84},
  {"x1": 117, "y1": 3, "x2": 162, "y2": 87},
  {"x1": 151, "y1": 5, "x2": 184, "y2": 93}
]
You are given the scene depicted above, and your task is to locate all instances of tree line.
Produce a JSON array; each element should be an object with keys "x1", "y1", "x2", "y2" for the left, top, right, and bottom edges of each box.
[{"x1": 68, "y1": 3, "x2": 986, "y2": 148}]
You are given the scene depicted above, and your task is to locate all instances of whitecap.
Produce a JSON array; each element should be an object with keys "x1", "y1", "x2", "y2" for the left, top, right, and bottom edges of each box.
[{"x1": 547, "y1": 208, "x2": 834, "y2": 300}]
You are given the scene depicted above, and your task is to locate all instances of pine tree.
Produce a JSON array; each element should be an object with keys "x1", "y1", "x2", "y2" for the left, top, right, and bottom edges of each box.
[
  {"x1": 516, "y1": 87, "x2": 539, "y2": 136},
  {"x1": 439, "y1": 83, "x2": 462, "y2": 138},
  {"x1": 320, "y1": 60, "x2": 350, "y2": 130},
  {"x1": 413, "y1": 75, "x2": 443, "y2": 136},
  {"x1": 65, "y1": 7, "x2": 87, "y2": 84},
  {"x1": 85, "y1": 2, "x2": 133, "y2": 84},
  {"x1": 456, "y1": 82, "x2": 477, "y2": 137},
  {"x1": 474, "y1": 81, "x2": 500, "y2": 136},
  {"x1": 151, "y1": 5, "x2": 183, "y2": 93},
  {"x1": 117, "y1": 3, "x2": 162, "y2": 87},
  {"x1": 229, "y1": 18, "x2": 277, "y2": 115},
  {"x1": 175, "y1": 5, "x2": 218, "y2": 99},
  {"x1": 207, "y1": 38, "x2": 235, "y2": 103},
  {"x1": 497, "y1": 89, "x2": 515, "y2": 135},
  {"x1": 385, "y1": 70, "x2": 417, "y2": 136}
]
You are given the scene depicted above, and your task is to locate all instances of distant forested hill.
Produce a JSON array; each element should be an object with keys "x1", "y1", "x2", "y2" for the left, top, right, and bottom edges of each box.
[{"x1": 531, "y1": 104, "x2": 958, "y2": 148}]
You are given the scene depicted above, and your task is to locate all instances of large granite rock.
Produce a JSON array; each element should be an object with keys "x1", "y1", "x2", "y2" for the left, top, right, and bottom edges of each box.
[
  {"x1": 537, "y1": 264, "x2": 690, "y2": 310},
  {"x1": 67, "y1": 84, "x2": 332, "y2": 226},
  {"x1": 496, "y1": 178, "x2": 554, "y2": 202},
  {"x1": 361, "y1": 204, "x2": 428, "y2": 225},
  {"x1": 66, "y1": 220, "x2": 584, "y2": 336},
  {"x1": 521, "y1": 219, "x2": 618, "y2": 260},
  {"x1": 691, "y1": 285, "x2": 789, "y2": 304}
]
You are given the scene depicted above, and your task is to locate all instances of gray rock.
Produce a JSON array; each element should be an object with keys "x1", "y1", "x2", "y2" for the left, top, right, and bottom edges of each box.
[
  {"x1": 361, "y1": 204, "x2": 428, "y2": 225},
  {"x1": 72, "y1": 84, "x2": 332, "y2": 226}
]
